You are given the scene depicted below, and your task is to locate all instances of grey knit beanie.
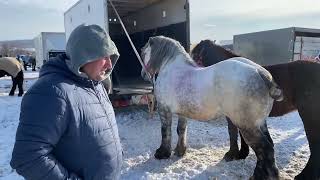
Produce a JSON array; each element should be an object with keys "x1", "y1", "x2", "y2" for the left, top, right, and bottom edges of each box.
[{"x1": 66, "y1": 24, "x2": 119, "y2": 78}]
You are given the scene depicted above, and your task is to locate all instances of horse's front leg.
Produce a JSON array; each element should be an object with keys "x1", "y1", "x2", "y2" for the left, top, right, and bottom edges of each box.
[
  {"x1": 239, "y1": 132, "x2": 250, "y2": 159},
  {"x1": 224, "y1": 117, "x2": 250, "y2": 161},
  {"x1": 223, "y1": 117, "x2": 240, "y2": 161},
  {"x1": 155, "y1": 106, "x2": 173, "y2": 159},
  {"x1": 174, "y1": 116, "x2": 187, "y2": 157},
  {"x1": 260, "y1": 120, "x2": 274, "y2": 147}
]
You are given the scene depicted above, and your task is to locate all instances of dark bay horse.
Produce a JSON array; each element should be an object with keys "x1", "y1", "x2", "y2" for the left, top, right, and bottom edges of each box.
[
  {"x1": 141, "y1": 36, "x2": 284, "y2": 179},
  {"x1": 191, "y1": 39, "x2": 320, "y2": 180}
]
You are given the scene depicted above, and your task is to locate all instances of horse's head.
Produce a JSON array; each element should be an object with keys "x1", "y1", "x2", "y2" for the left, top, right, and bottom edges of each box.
[
  {"x1": 141, "y1": 36, "x2": 188, "y2": 81},
  {"x1": 191, "y1": 39, "x2": 239, "y2": 67}
]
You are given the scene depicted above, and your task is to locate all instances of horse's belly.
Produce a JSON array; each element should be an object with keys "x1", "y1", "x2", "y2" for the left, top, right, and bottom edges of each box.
[
  {"x1": 177, "y1": 105, "x2": 220, "y2": 121},
  {"x1": 182, "y1": 113, "x2": 217, "y2": 121}
]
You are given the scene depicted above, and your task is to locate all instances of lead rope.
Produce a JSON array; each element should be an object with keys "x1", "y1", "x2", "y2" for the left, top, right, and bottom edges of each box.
[{"x1": 91, "y1": 80, "x2": 121, "y2": 176}]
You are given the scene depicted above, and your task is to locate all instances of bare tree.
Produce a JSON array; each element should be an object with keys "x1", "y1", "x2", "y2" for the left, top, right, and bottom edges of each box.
[
  {"x1": 0, "y1": 44, "x2": 34, "y2": 57},
  {"x1": 0, "y1": 43, "x2": 11, "y2": 56}
]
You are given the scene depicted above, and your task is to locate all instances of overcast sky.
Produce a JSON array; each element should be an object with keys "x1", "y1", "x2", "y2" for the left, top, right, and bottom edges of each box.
[{"x1": 0, "y1": 0, "x2": 320, "y2": 43}]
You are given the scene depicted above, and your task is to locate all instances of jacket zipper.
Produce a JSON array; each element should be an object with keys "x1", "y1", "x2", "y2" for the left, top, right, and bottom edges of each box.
[{"x1": 91, "y1": 81, "x2": 121, "y2": 174}]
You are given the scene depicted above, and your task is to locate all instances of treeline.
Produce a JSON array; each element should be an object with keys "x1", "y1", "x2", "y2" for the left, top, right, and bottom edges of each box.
[{"x1": 0, "y1": 43, "x2": 34, "y2": 57}]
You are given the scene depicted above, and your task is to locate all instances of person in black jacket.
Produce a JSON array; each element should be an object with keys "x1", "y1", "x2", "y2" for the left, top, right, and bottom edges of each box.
[
  {"x1": 10, "y1": 24, "x2": 122, "y2": 180},
  {"x1": 29, "y1": 56, "x2": 36, "y2": 71}
]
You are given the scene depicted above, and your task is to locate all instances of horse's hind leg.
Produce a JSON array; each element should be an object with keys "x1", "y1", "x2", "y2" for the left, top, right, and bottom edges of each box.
[
  {"x1": 154, "y1": 106, "x2": 173, "y2": 159},
  {"x1": 240, "y1": 126, "x2": 279, "y2": 180},
  {"x1": 237, "y1": 120, "x2": 273, "y2": 161},
  {"x1": 237, "y1": 120, "x2": 272, "y2": 160},
  {"x1": 174, "y1": 116, "x2": 187, "y2": 157},
  {"x1": 224, "y1": 117, "x2": 240, "y2": 161}
]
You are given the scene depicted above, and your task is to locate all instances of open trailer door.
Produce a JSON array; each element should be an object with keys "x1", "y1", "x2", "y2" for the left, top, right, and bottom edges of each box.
[{"x1": 107, "y1": 0, "x2": 190, "y2": 96}]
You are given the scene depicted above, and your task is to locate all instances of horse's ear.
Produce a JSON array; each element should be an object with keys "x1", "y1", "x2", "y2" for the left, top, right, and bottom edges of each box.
[{"x1": 149, "y1": 37, "x2": 154, "y2": 46}]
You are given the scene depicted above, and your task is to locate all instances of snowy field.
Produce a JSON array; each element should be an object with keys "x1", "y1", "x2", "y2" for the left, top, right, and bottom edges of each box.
[{"x1": 0, "y1": 71, "x2": 309, "y2": 180}]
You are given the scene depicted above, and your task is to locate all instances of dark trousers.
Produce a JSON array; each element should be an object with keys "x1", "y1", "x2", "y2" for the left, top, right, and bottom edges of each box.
[
  {"x1": 23, "y1": 62, "x2": 28, "y2": 71},
  {"x1": 9, "y1": 70, "x2": 24, "y2": 96},
  {"x1": 32, "y1": 62, "x2": 36, "y2": 71}
]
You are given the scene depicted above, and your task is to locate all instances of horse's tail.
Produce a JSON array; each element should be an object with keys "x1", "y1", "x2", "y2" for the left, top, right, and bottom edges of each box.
[{"x1": 257, "y1": 69, "x2": 283, "y2": 101}]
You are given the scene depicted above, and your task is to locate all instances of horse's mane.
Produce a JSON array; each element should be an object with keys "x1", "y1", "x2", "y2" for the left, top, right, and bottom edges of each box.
[
  {"x1": 191, "y1": 39, "x2": 240, "y2": 66},
  {"x1": 195, "y1": 39, "x2": 240, "y2": 56},
  {"x1": 149, "y1": 36, "x2": 197, "y2": 67}
]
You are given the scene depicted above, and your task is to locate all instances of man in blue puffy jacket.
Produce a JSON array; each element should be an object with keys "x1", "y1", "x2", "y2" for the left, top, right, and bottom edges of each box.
[{"x1": 10, "y1": 24, "x2": 122, "y2": 180}]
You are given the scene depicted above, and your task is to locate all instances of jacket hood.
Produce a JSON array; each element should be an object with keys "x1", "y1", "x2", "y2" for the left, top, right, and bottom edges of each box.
[
  {"x1": 65, "y1": 24, "x2": 119, "y2": 79},
  {"x1": 39, "y1": 54, "x2": 100, "y2": 87}
]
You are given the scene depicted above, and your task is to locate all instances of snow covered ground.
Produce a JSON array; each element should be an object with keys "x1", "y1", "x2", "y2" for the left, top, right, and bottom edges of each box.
[{"x1": 0, "y1": 71, "x2": 309, "y2": 180}]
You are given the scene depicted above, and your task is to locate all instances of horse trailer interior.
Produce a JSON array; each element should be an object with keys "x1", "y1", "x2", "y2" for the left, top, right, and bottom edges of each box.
[
  {"x1": 233, "y1": 27, "x2": 320, "y2": 65},
  {"x1": 64, "y1": 0, "x2": 190, "y2": 97}
]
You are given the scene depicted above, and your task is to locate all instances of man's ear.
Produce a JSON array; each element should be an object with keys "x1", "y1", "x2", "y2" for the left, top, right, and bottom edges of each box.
[
  {"x1": 79, "y1": 67, "x2": 84, "y2": 73},
  {"x1": 110, "y1": 54, "x2": 118, "y2": 65}
]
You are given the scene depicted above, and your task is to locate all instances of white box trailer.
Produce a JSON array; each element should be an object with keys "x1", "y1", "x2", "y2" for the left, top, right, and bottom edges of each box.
[
  {"x1": 233, "y1": 27, "x2": 320, "y2": 65},
  {"x1": 33, "y1": 32, "x2": 66, "y2": 68},
  {"x1": 64, "y1": 0, "x2": 190, "y2": 98}
]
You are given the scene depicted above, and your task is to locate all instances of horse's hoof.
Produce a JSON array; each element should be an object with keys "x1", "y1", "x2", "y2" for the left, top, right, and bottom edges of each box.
[
  {"x1": 238, "y1": 148, "x2": 249, "y2": 159},
  {"x1": 223, "y1": 150, "x2": 239, "y2": 162},
  {"x1": 174, "y1": 146, "x2": 186, "y2": 157},
  {"x1": 251, "y1": 167, "x2": 279, "y2": 180},
  {"x1": 294, "y1": 173, "x2": 305, "y2": 180},
  {"x1": 154, "y1": 147, "x2": 171, "y2": 159}
]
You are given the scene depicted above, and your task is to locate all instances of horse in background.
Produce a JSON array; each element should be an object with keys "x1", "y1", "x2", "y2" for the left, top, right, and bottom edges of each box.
[
  {"x1": 191, "y1": 39, "x2": 320, "y2": 180},
  {"x1": 141, "y1": 36, "x2": 283, "y2": 179},
  {"x1": 0, "y1": 57, "x2": 24, "y2": 96}
]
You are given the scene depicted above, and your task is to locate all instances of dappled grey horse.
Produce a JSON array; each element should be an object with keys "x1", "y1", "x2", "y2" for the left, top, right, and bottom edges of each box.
[
  {"x1": 191, "y1": 39, "x2": 320, "y2": 179},
  {"x1": 141, "y1": 36, "x2": 283, "y2": 180}
]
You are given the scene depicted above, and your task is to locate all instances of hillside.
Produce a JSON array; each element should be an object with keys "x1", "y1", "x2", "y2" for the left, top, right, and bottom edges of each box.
[{"x1": 0, "y1": 39, "x2": 34, "y2": 49}]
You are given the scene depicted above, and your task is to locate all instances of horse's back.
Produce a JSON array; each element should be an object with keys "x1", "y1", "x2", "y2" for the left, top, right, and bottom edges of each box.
[
  {"x1": 210, "y1": 59, "x2": 260, "y2": 79},
  {"x1": 269, "y1": 60, "x2": 320, "y2": 94},
  {"x1": 197, "y1": 59, "x2": 269, "y2": 97},
  {"x1": 290, "y1": 61, "x2": 320, "y2": 83},
  {"x1": 288, "y1": 61, "x2": 320, "y2": 99}
]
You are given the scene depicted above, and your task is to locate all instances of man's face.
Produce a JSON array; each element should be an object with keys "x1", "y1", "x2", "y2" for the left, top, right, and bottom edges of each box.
[{"x1": 82, "y1": 56, "x2": 113, "y2": 81}]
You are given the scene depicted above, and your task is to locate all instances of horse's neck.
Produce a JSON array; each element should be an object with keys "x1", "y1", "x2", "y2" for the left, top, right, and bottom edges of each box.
[{"x1": 220, "y1": 52, "x2": 238, "y2": 60}]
